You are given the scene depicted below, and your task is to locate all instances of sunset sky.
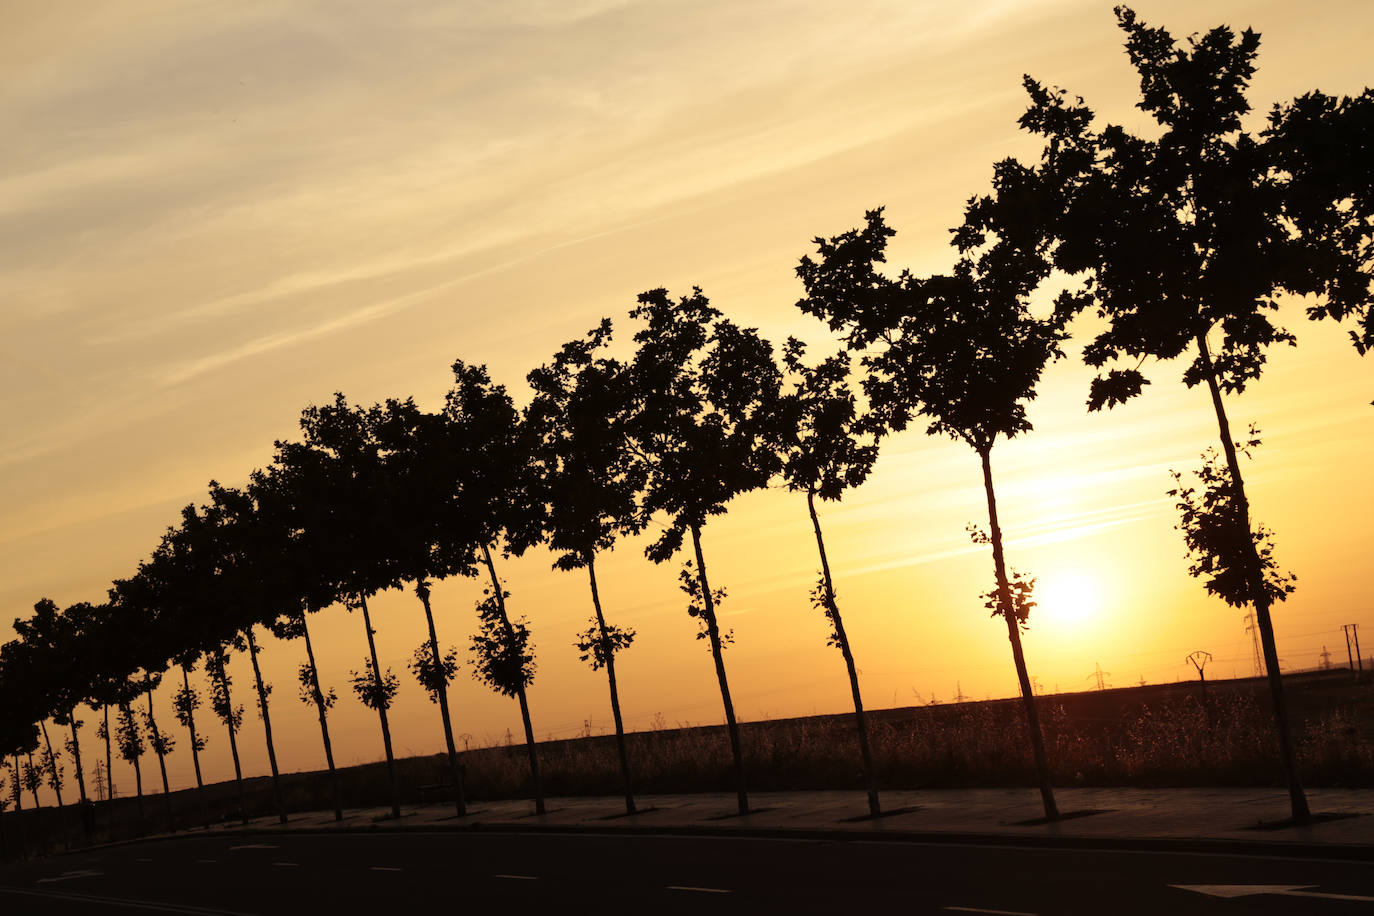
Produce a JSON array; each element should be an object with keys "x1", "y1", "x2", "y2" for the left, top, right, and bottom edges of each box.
[{"x1": 3, "y1": 0, "x2": 1371, "y2": 797}]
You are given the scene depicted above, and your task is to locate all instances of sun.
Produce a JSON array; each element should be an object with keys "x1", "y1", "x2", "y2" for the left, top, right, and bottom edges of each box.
[{"x1": 1035, "y1": 572, "x2": 1100, "y2": 626}]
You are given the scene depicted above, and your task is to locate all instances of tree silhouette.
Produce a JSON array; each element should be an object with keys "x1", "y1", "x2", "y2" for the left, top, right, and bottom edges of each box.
[
  {"x1": 253, "y1": 463, "x2": 349, "y2": 822},
  {"x1": 373, "y1": 398, "x2": 474, "y2": 817},
  {"x1": 797, "y1": 195, "x2": 1067, "y2": 822},
  {"x1": 277, "y1": 394, "x2": 407, "y2": 819},
  {"x1": 444, "y1": 361, "x2": 548, "y2": 814},
  {"x1": 204, "y1": 482, "x2": 291, "y2": 825},
  {"x1": 1019, "y1": 6, "x2": 1312, "y2": 820},
  {"x1": 775, "y1": 339, "x2": 883, "y2": 816},
  {"x1": 626, "y1": 287, "x2": 784, "y2": 816},
  {"x1": 1266, "y1": 88, "x2": 1374, "y2": 356},
  {"x1": 524, "y1": 319, "x2": 647, "y2": 814}
]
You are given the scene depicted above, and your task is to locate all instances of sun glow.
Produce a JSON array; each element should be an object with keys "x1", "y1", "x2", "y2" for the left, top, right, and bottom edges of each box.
[{"x1": 1035, "y1": 572, "x2": 1100, "y2": 627}]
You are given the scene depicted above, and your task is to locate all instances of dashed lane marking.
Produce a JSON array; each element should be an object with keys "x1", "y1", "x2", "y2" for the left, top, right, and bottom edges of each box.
[
  {"x1": 370, "y1": 867, "x2": 404, "y2": 872},
  {"x1": 667, "y1": 886, "x2": 732, "y2": 894},
  {"x1": 943, "y1": 907, "x2": 1038, "y2": 915},
  {"x1": 271, "y1": 862, "x2": 299, "y2": 867},
  {"x1": 196, "y1": 859, "x2": 218, "y2": 864},
  {"x1": 35, "y1": 870, "x2": 103, "y2": 884},
  {"x1": 228, "y1": 844, "x2": 277, "y2": 851},
  {"x1": 1, "y1": 886, "x2": 257, "y2": 915},
  {"x1": 492, "y1": 874, "x2": 539, "y2": 880}
]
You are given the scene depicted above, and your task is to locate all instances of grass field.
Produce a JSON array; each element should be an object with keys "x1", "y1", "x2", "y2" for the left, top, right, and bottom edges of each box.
[{"x1": 5, "y1": 668, "x2": 1370, "y2": 856}]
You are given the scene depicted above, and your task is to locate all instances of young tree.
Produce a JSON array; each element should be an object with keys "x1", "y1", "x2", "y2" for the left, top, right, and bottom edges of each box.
[
  {"x1": 115, "y1": 692, "x2": 145, "y2": 819},
  {"x1": 276, "y1": 394, "x2": 407, "y2": 819},
  {"x1": 205, "y1": 482, "x2": 292, "y2": 825},
  {"x1": 775, "y1": 340, "x2": 883, "y2": 816},
  {"x1": 1265, "y1": 88, "x2": 1374, "y2": 356},
  {"x1": 524, "y1": 320, "x2": 647, "y2": 814},
  {"x1": 443, "y1": 362, "x2": 548, "y2": 815},
  {"x1": 206, "y1": 644, "x2": 248, "y2": 824},
  {"x1": 1019, "y1": 6, "x2": 1314, "y2": 820},
  {"x1": 625, "y1": 288, "x2": 785, "y2": 816},
  {"x1": 372, "y1": 399, "x2": 475, "y2": 817},
  {"x1": 797, "y1": 201, "x2": 1067, "y2": 820},
  {"x1": 170, "y1": 650, "x2": 210, "y2": 813}
]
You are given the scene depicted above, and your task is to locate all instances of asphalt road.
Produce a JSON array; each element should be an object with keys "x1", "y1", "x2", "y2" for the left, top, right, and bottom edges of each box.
[{"x1": 0, "y1": 830, "x2": 1370, "y2": 915}]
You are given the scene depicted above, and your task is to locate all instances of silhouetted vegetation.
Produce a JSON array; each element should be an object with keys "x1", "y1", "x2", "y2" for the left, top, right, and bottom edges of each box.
[{"x1": 2, "y1": 4, "x2": 1371, "y2": 857}]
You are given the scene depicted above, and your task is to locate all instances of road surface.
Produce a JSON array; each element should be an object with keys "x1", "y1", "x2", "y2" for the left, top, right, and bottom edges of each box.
[{"x1": 0, "y1": 829, "x2": 1370, "y2": 914}]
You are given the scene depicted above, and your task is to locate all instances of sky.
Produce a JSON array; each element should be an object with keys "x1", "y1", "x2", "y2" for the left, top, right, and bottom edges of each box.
[{"x1": 3, "y1": 0, "x2": 1371, "y2": 798}]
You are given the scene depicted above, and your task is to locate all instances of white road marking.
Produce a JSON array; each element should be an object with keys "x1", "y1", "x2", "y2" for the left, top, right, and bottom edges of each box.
[
  {"x1": 228, "y1": 844, "x2": 277, "y2": 850},
  {"x1": 196, "y1": 859, "x2": 218, "y2": 863},
  {"x1": 271, "y1": 862, "x2": 299, "y2": 867},
  {"x1": 370, "y1": 866, "x2": 404, "y2": 872},
  {"x1": 137, "y1": 857, "x2": 153, "y2": 862},
  {"x1": 35, "y1": 870, "x2": 103, "y2": 884},
  {"x1": 667, "y1": 886, "x2": 732, "y2": 894},
  {"x1": 1172, "y1": 884, "x2": 1374, "y2": 902},
  {"x1": 492, "y1": 874, "x2": 539, "y2": 880},
  {"x1": 1, "y1": 886, "x2": 257, "y2": 914},
  {"x1": 943, "y1": 907, "x2": 1038, "y2": 916}
]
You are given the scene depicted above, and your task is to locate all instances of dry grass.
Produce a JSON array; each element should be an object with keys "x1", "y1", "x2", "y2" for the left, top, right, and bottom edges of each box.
[{"x1": 6, "y1": 671, "x2": 1370, "y2": 858}]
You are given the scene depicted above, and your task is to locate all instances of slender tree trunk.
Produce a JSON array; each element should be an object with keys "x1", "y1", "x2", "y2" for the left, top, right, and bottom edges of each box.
[
  {"x1": 102, "y1": 705, "x2": 114, "y2": 801},
  {"x1": 11, "y1": 755, "x2": 22, "y2": 812},
  {"x1": 358, "y1": 594, "x2": 401, "y2": 819},
  {"x1": 66, "y1": 711, "x2": 88, "y2": 805},
  {"x1": 38, "y1": 721, "x2": 64, "y2": 808},
  {"x1": 1195, "y1": 332, "x2": 1310, "y2": 822},
  {"x1": 117, "y1": 706, "x2": 144, "y2": 821},
  {"x1": 416, "y1": 579, "x2": 466, "y2": 817},
  {"x1": 25, "y1": 752, "x2": 41, "y2": 809},
  {"x1": 243, "y1": 627, "x2": 287, "y2": 824},
  {"x1": 587, "y1": 555, "x2": 635, "y2": 815},
  {"x1": 180, "y1": 667, "x2": 205, "y2": 791},
  {"x1": 178, "y1": 665, "x2": 209, "y2": 829},
  {"x1": 689, "y1": 523, "x2": 748, "y2": 816},
  {"x1": 980, "y1": 446, "x2": 1059, "y2": 822},
  {"x1": 480, "y1": 544, "x2": 544, "y2": 815},
  {"x1": 209, "y1": 650, "x2": 247, "y2": 825},
  {"x1": 143, "y1": 680, "x2": 175, "y2": 832},
  {"x1": 299, "y1": 611, "x2": 343, "y2": 822},
  {"x1": 807, "y1": 490, "x2": 880, "y2": 817}
]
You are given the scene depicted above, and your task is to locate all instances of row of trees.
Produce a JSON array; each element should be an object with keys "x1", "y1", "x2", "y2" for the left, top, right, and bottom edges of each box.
[{"x1": 2, "y1": 8, "x2": 1368, "y2": 831}]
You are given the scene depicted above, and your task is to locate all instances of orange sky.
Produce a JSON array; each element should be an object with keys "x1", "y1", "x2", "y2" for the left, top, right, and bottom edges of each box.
[{"x1": 3, "y1": 1, "x2": 1371, "y2": 799}]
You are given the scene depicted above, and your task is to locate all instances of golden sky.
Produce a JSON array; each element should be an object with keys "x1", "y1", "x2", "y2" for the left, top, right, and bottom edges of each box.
[{"x1": 3, "y1": 0, "x2": 1371, "y2": 796}]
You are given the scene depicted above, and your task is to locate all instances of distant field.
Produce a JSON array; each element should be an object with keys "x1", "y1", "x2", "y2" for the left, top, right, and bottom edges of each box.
[{"x1": 6, "y1": 668, "x2": 1369, "y2": 855}]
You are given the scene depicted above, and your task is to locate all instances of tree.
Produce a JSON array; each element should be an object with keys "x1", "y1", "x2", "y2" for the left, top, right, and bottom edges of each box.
[
  {"x1": 1019, "y1": 6, "x2": 1312, "y2": 820},
  {"x1": 625, "y1": 287, "x2": 784, "y2": 816},
  {"x1": 443, "y1": 362, "x2": 548, "y2": 814},
  {"x1": 524, "y1": 320, "x2": 647, "y2": 814},
  {"x1": 1266, "y1": 88, "x2": 1374, "y2": 357},
  {"x1": 276, "y1": 394, "x2": 407, "y2": 819},
  {"x1": 253, "y1": 463, "x2": 349, "y2": 822},
  {"x1": 372, "y1": 398, "x2": 475, "y2": 817},
  {"x1": 775, "y1": 340, "x2": 883, "y2": 816},
  {"x1": 204, "y1": 482, "x2": 292, "y2": 825},
  {"x1": 170, "y1": 649, "x2": 211, "y2": 824},
  {"x1": 797, "y1": 201, "x2": 1067, "y2": 820}
]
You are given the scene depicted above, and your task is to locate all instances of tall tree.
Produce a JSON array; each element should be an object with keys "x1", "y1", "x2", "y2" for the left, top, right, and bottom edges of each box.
[
  {"x1": 524, "y1": 320, "x2": 647, "y2": 815},
  {"x1": 1266, "y1": 88, "x2": 1374, "y2": 357},
  {"x1": 774, "y1": 340, "x2": 883, "y2": 816},
  {"x1": 373, "y1": 399, "x2": 474, "y2": 817},
  {"x1": 625, "y1": 288, "x2": 784, "y2": 816},
  {"x1": 1019, "y1": 6, "x2": 1312, "y2": 820},
  {"x1": 205, "y1": 482, "x2": 292, "y2": 825},
  {"x1": 797, "y1": 201, "x2": 1067, "y2": 820},
  {"x1": 276, "y1": 394, "x2": 407, "y2": 819},
  {"x1": 443, "y1": 362, "x2": 547, "y2": 814},
  {"x1": 252, "y1": 464, "x2": 348, "y2": 822}
]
